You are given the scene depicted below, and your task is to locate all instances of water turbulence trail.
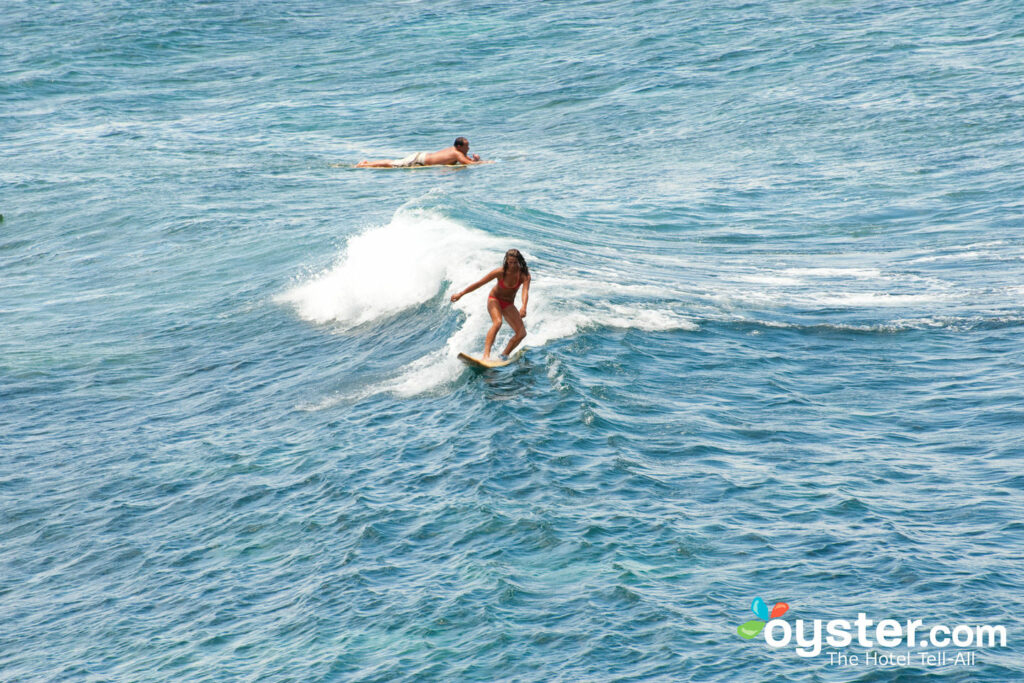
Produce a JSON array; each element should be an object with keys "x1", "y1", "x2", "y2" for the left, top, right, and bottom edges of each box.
[{"x1": 277, "y1": 206, "x2": 698, "y2": 399}]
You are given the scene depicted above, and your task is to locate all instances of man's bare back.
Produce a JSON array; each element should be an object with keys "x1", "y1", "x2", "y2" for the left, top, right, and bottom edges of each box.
[{"x1": 356, "y1": 137, "x2": 487, "y2": 168}]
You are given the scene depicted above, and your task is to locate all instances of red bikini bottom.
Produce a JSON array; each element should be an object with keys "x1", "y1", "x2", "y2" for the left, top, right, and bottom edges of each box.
[{"x1": 489, "y1": 296, "x2": 514, "y2": 310}]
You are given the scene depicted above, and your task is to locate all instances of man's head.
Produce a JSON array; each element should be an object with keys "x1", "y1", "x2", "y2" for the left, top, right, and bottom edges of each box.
[{"x1": 454, "y1": 137, "x2": 469, "y2": 152}]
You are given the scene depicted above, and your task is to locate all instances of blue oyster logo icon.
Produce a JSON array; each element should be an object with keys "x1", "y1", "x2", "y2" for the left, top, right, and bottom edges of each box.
[{"x1": 737, "y1": 597, "x2": 790, "y2": 639}]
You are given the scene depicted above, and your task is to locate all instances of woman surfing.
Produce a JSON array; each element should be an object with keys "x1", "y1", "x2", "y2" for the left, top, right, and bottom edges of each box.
[{"x1": 450, "y1": 249, "x2": 531, "y2": 361}]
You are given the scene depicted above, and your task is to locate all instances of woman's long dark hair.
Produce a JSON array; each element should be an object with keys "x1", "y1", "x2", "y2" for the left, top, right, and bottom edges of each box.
[{"x1": 502, "y1": 249, "x2": 529, "y2": 280}]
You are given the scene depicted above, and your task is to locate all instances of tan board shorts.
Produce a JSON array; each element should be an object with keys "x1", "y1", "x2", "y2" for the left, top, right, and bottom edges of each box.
[{"x1": 392, "y1": 151, "x2": 428, "y2": 167}]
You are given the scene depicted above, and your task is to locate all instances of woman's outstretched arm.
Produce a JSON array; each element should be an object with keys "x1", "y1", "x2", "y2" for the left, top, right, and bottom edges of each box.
[{"x1": 450, "y1": 269, "x2": 500, "y2": 302}]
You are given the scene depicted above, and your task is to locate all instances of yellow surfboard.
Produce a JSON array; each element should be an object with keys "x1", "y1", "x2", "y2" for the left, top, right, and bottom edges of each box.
[
  {"x1": 457, "y1": 348, "x2": 525, "y2": 369},
  {"x1": 350, "y1": 163, "x2": 470, "y2": 170},
  {"x1": 340, "y1": 161, "x2": 493, "y2": 170}
]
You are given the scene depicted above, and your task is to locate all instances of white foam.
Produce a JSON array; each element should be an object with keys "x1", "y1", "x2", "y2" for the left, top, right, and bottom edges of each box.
[
  {"x1": 707, "y1": 287, "x2": 952, "y2": 310},
  {"x1": 803, "y1": 292, "x2": 949, "y2": 307},
  {"x1": 703, "y1": 263, "x2": 962, "y2": 311},
  {"x1": 904, "y1": 241, "x2": 1012, "y2": 264},
  {"x1": 782, "y1": 267, "x2": 885, "y2": 279},
  {"x1": 276, "y1": 209, "x2": 499, "y2": 328},
  {"x1": 734, "y1": 273, "x2": 804, "y2": 286},
  {"x1": 591, "y1": 304, "x2": 698, "y2": 333},
  {"x1": 908, "y1": 251, "x2": 1009, "y2": 264}
]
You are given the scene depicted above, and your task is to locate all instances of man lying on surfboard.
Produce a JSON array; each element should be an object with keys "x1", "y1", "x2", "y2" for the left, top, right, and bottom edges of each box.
[
  {"x1": 450, "y1": 249, "x2": 530, "y2": 361},
  {"x1": 356, "y1": 137, "x2": 486, "y2": 168}
]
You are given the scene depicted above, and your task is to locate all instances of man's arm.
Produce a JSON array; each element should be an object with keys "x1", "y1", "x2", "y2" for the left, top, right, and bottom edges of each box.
[{"x1": 454, "y1": 150, "x2": 484, "y2": 164}]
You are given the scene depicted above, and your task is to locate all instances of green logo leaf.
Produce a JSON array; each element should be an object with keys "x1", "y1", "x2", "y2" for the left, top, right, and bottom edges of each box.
[{"x1": 737, "y1": 619, "x2": 766, "y2": 640}]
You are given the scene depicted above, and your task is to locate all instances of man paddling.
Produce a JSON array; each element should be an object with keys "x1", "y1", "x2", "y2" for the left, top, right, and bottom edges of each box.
[{"x1": 356, "y1": 137, "x2": 485, "y2": 168}]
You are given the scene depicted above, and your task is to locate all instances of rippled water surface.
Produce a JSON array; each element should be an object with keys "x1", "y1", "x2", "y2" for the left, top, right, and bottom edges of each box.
[{"x1": 3, "y1": 1, "x2": 1023, "y2": 680}]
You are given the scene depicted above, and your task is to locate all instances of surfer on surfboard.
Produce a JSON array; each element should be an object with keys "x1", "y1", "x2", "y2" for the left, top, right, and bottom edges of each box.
[
  {"x1": 450, "y1": 249, "x2": 530, "y2": 360},
  {"x1": 356, "y1": 137, "x2": 486, "y2": 168}
]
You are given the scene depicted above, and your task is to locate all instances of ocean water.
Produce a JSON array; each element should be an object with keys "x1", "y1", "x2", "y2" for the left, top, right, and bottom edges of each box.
[{"x1": 3, "y1": 0, "x2": 1023, "y2": 680}]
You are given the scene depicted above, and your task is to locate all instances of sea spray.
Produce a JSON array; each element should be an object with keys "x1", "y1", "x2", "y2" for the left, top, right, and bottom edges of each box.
[{"x1": 276, "y1": 209, "x2": 502, "y2": 328}]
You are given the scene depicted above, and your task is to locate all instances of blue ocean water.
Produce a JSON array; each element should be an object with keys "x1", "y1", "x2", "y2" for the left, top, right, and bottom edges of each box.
[{"x1": 3, "y1": 0, "x2": 1023, "y2": 679}]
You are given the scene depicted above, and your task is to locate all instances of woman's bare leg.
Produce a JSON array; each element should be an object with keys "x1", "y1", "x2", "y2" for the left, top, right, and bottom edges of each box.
[
  {"x1": 483, "y1": 299, "x2": 503, "y2": 359},
  {"x1": 501, "y1": 305, "x2": 527, "y2": 356}
]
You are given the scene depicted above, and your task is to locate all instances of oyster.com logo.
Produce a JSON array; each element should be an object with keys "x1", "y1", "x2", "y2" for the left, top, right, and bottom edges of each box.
[
  {"x1": 734, "y1": 596, "x2": 1008, "y2": 665},
  {"x1": 737, "y1": 597, "x2": 789, "y2": 640}
]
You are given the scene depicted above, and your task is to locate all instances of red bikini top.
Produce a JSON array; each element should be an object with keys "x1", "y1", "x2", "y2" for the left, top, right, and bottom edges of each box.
[{"x1": 496, "y1": 274, "x2": 521, "y2": 295}]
